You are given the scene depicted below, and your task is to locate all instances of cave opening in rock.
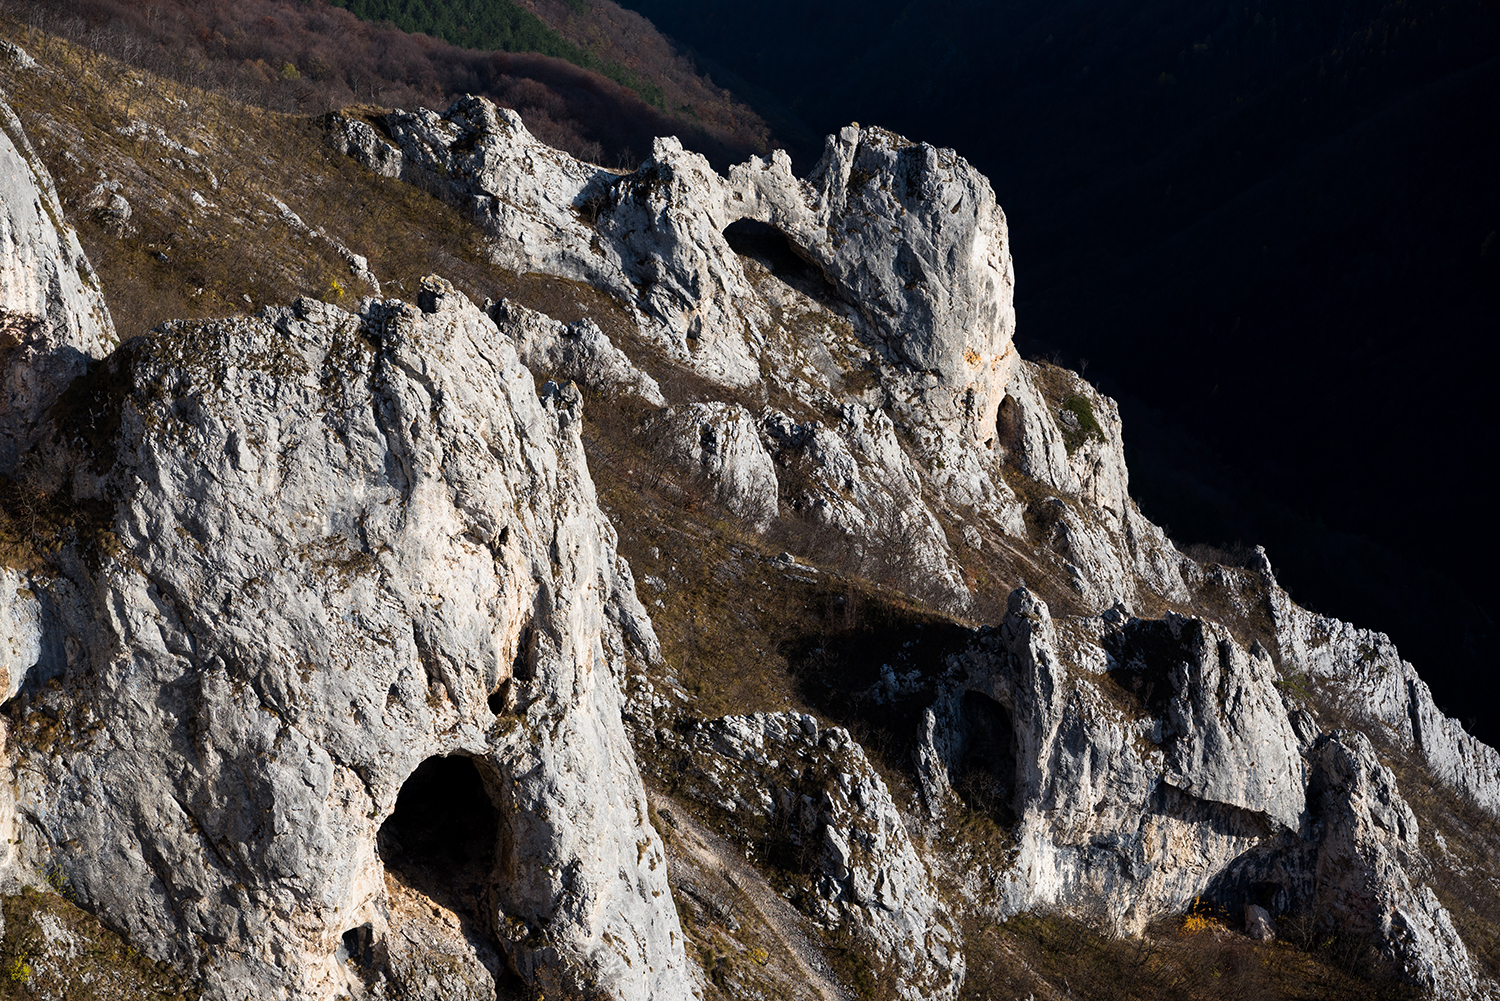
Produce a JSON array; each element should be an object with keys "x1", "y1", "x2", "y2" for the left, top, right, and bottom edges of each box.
[
  {"x1": 723, "y1": 218, "x2": 839, "y2": 303},
  {"x1": 379, "y1": 755, "x2": 500, "y2": 888},
  {"x1": 339, "y1": 922, "x2": 382, "y2": 972},
  {"x1": 954, "y1": 691, "x2": 1019, "y2": 827},
  {"x1": 377, "y1": 754, "x2": 520, "y2": 993}
]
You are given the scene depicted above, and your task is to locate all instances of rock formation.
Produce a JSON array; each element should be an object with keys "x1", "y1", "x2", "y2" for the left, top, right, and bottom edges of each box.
[
  {"x1": 330, "y1": 99, "x2": 1016, "y2": 445},
  {"x1": 0, "y1": 100, "x2": 114, "y2": 474},
  {"x1": 669, "y1": 712, "x2": 963, "y2": 1000},
  {"x1": 0, "y1": 77, "x2": 1496, "y2": 1001},
  {"x1": 0, "y1": 131, "x2": 694, "y2": 999}
]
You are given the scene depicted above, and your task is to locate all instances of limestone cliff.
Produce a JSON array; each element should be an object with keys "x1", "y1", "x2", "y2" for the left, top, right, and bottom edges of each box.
[
  {"x1": 1, "y1": 69, "x2": 1497, "y2": 1001},
  {"x1": 0, "y1": 109, "x2": 692, "y2": 998}
]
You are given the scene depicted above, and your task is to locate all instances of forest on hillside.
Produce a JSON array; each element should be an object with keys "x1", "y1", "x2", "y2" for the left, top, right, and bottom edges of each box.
[{"x1": 325, "y1": 0, "x2": 667, "y2": 107}]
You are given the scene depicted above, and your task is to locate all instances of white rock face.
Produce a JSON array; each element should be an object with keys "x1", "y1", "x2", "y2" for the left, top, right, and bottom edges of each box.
[
  {"x1": 645, "y1": 403, "x2": 778, "y2": 530},
  {"x1": 761, "y1": 403, "x2": 971, "y2": 609},
  {"x1": 330, "y1": 96, "x2": 1018, "y2": 441},
  {"x1": 1269, "y1": 579, "x2": 1500, "y2": 819},
  {"x1": 673, "y1": 712, "x2": 963, "y2": 1001},
  {"x1": 5, "y1": 77, "x2": 1493, "y2": 1001},
  {"x1": 1305, "y1": 733, "x2": 1475, "y2": 993},
  {"x1": 1213, "y1": 731, "x2": 1491, "y2": 999},
  {"x1": 0, "y1": 566, "x2": 41, "y2": 703},
  {"x1": 915, "y1": 587, "x2": 1482, "y2": 998},
  {"x1": 328, "y1": 95, "x2": 1054, "y2": 612},
  {"x1": 0, "y1": 281, "x2": 692, "y2": 1001},
  {"x1": 997, "y1": 361, "x2": 1188, "y2": 609},
  {"x1": 489, "y1": 296, "x2": 665, "y2": 406},
  {"x1": 927, "y1": 591, "x2": 1283, "y2": 932},
  {"x1": 0, "y1": 100, "x2": 114, "y2": 473},
  {"x1": 724, "y1": 125, "x2": 1019, "y2": 443}
]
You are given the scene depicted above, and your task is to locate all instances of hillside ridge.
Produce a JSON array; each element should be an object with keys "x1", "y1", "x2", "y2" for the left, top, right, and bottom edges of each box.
[{"x1": 0, "y1": 24, "x2": 1496, "y2": 1001}]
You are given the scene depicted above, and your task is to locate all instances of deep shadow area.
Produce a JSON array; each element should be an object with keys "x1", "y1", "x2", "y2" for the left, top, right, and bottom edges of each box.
[
  {"x1": 780, "y1": 591, "x2": 975, "y2": 787},
  {"x1": 723, "y1": 219, "x2": 841, "y2": 303},
  {"x1": 379, "y1": 755, "x2": 500, "y2": 895},
  {"x1": 377, "y1": 754, "x2": 517, "y2": 992},
  {"x1": 954, "y1": 691, "x2": 1019, "y2": 827},
  {"x1": 1102, "y1": 618, "x2": 1198, "y2": 716},
  {"x1": 617, "y1": 0, "x2": 1500, "y2": 747}
]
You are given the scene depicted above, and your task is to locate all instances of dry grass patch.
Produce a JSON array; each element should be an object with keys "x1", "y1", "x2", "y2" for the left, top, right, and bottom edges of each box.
[
  {"x1": 0, "y1": 887, "x2": 192, "y2": 1001},
  {"x1": 959, "y1": 911, "x2": 1424, "y2": 1001},
  {"x1": 0, "y1": 21, "x2": 504, "y2": 337}
]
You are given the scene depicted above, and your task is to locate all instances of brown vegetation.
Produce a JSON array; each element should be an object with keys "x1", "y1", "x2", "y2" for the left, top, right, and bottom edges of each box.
[
  {"x1": 961, "y1": 911, "x2": 1424, "y2": 1001},
  {"x1": 8, "y1": 0, "x2": 767, "y2": 169},
  {"x1": 0, "y1": 887, "x2": 191, "y2": 1000}
]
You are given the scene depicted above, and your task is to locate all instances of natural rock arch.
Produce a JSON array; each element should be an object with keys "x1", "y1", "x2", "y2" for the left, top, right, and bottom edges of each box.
[{"x1": 722, "y1": 218, "x2": 832, "y2": 296}]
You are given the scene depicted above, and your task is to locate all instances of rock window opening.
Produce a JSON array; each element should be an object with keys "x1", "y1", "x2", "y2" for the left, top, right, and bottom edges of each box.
[
  {"x1": 490, "y1": 619, "x2": 535, "y2": 714},
  {"x1": 511, "y1": 620, "x2": 535, "y2": 681},
  {"x1": 954, "y1": 691, "x2": 1019, "y2": 827},
  {"x1": 723, "y1": 219, "x2": 838, "y2": 302},
  {"x1": 487, "y1": 684, "x2": 510, "y2": 715},
  {"x1": 378, "y1": 755, "x2": 501, "y2": 921},
  {"x1": 994, "y1": 395, "x2": 1022, "y2": 456},
  {"x1": 339, "y1": 922, "x2": 381, "y2": 970}
]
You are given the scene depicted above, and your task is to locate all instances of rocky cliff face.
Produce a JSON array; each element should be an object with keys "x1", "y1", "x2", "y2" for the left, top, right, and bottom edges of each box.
[
  {"x1": 0, "y1": 112, "x2": 692, "y2": 998},
  {"x1": 2, "y1": 75, "x2": 1498, "y2": 1001},
  {"x1": 0, "y1": 99, "x2": 114, "y2": 474}
]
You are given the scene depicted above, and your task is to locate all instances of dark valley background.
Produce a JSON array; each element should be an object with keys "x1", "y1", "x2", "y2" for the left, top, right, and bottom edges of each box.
[
  {"x1": 581, "y1": 0, "x2": 1500, "y2": 747},
  {"x1": 28, "y1": 0, "x2": 1500, "y2": 746}
]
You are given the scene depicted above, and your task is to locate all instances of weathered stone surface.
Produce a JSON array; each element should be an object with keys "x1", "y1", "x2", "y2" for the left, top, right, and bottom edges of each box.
[
  {"x1": 673, "y1": 712, "x2": 963, "y2": 1001},
  {"x1": 3, "y1": 75, "x2": 1495, "y2": 1001},
  {"x1": 919, "y1": 587, "x2": 1476, "y2": 998},
  {"x1": 0, "y1": 99, "x2": 114, "y2": 474},
  {"x1": 1, "y1": 40, "x2": 37, "y2": 70},
  {"x1": 330, "y1": 96, "x2": 1018, "y2": 440},
  {"x1": 0, "y1": 566, "x2": 41, "y2": 702},
  {"x1": 761, "y1": 403, "x2": 970, "y2": 609},
  {"x1": 1244, "y1": 903, "x2": 1276, "y2": 941},
  {"x1": 1210, "y1": 731, "x2": 1490, "y2": 999},
  {"x1": 1269, "y1": 580, "x2": 1500, "y2": 820},
  {"x1": 1306, "y1": 733, "x2": 1484, "y2": 998},
  {"x1": 489, "y1": 296, "x2": 665, "y2": 406},
  {"x1": 725, "y1": 125, "x2": 1019, "y2": 442},
  {"x1": 932, "y1": 590, "x2": 1272, "y2": 933},
  {"x1": 0, "y1": 281, "x2": 692, "y2": 1001},
  {"x1": 645, "y1": 402, "x2": 778, "y2": 530},
  {"x1": 1109, "y1": 612, "x2": 1306, "y2": 830},
  {"x1": 996, "y1": 361, "x2": 1188, "y2": 609}
]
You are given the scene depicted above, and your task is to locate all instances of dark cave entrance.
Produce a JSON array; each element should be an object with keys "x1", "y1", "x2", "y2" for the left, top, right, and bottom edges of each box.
[
  {"x1": 379, "y1": 755, "x2": 501, "y2": 880},
  {"x1": 723, "y1": 218, "x2": 840, "y2": 303},
  {"x1": 953, "y1": 691, "x2": 1019, "y2": 827},
  {"x1": 375, "y1": 754, "x2": 515, "y2": 989}
]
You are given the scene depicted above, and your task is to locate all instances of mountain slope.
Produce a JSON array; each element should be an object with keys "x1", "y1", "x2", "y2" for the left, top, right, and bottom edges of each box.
[{"x1": 0, "y1": 19, "x2": 1497, "y2": 1001}]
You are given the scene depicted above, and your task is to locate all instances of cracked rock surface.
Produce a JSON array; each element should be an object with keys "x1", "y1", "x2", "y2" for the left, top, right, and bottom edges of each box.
[{"x1": 1, "y1": 278, "x2": 692, "y2": 1001}]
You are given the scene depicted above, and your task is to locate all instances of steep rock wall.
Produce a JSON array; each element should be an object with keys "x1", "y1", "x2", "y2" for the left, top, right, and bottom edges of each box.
[
  {"x1": 909, "y1": 588, "x2": 1489, "y2": 994},
  {"x1": 0, "y1": 282, "x2": 692, "y2": 1001},
  {"x1": 330, "y1": 97, "x2": 1017, "y2": 444},
  {"x1": 0, "y1": 98, "x2": 114, "y2": 474}
]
